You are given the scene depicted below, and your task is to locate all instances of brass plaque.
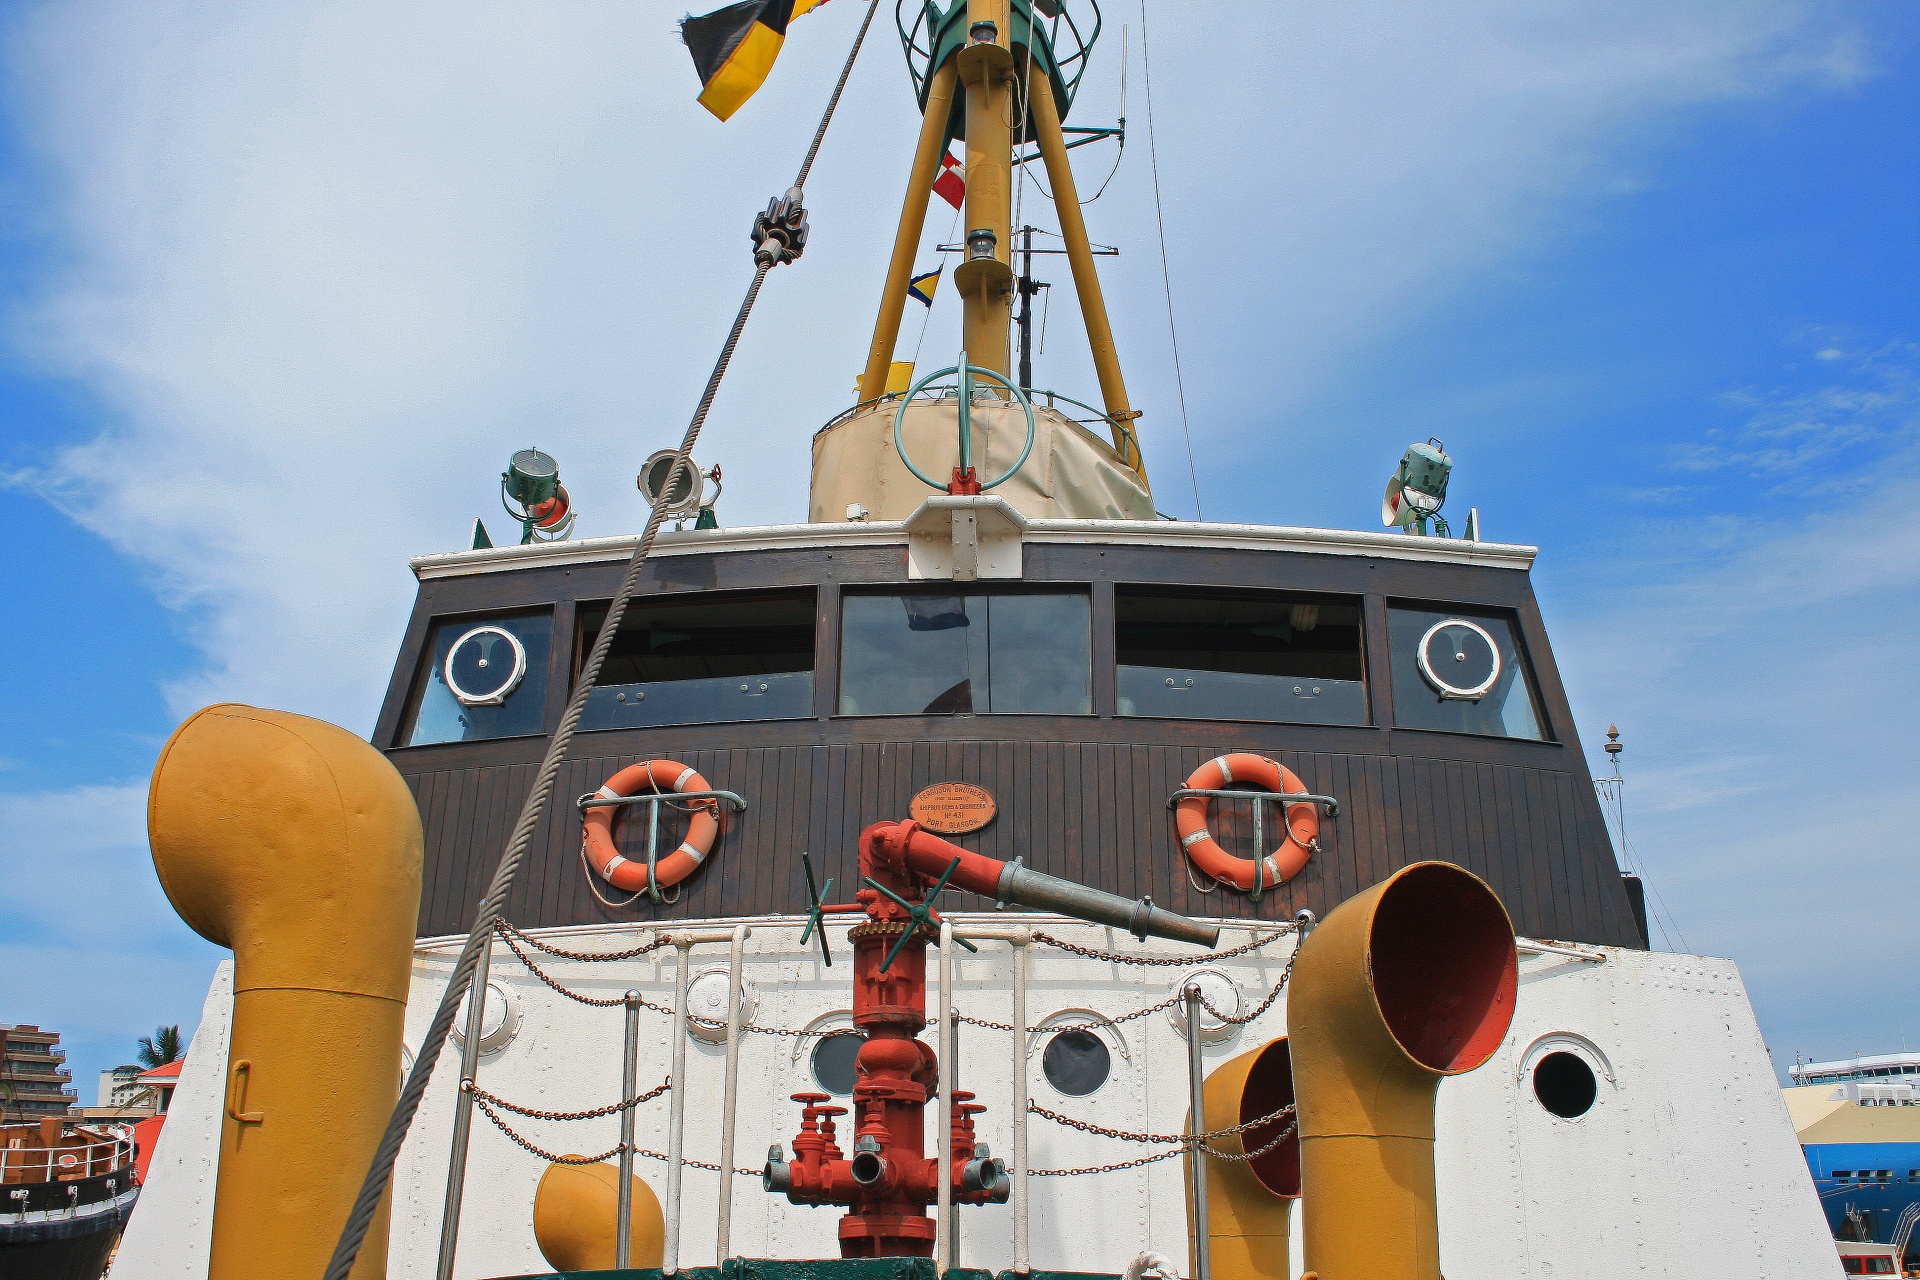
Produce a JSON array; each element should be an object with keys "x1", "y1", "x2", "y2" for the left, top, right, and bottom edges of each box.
[{"x1": 910, "y1": 782, "x2": 996, "y2": 835}]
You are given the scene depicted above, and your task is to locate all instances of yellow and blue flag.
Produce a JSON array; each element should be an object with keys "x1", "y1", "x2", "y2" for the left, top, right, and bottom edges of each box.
[
  {"x1": 681, "y1": 0, "x2": 830, "y2": 122},
  {"x1": 908, "y1": 266, "x2": 942, "y2": 308}
]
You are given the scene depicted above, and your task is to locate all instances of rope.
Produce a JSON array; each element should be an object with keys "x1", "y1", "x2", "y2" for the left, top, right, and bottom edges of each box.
[
  {"x1": 793, "y1": 0, "x2": 880, "y2": 196},
  {"x1": 322, "y1": 8, "x2": 877, "y2": 1265},
  {"x1": 1137, "y1": 0, "x2": 1202, "y2": 520}
]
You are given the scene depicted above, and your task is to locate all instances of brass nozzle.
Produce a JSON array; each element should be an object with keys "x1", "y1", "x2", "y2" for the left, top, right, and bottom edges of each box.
[
  {"x1": 1289, "y1": 862, "x2": 1517, "y2": 1280},
  {"x1": 149, "y1": 704, "x2": 423, "y2": 1280}
]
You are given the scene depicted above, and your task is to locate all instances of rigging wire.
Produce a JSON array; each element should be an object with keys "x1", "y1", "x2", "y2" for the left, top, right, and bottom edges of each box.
[
  {"x1": 1138, "y1": 0, "x2": 1203, "y2": 520},
  {"x1": 321, "y1": 4, "x2": 883, "y2": 1274},
  {"x1": 1595, "y1": 768, "x2": 1690, "y2": 954},
  {"x1": 912, "y1": 203, "x2": 963, "y2": 366}
]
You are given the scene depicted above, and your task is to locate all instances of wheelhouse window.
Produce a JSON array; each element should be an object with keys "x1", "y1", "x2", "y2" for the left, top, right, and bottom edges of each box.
[
  {"x1": 839, "y1": 590, "x2": 1091, "y2": 715},
  {"x1": 1115, "y1": 588, "x2": 1366, "y2": 725},
  {"x1": 1388, "y1": 604, "x2": 1546, "y2": 740},
  {"x1": 577, "y1": 590, "x2": 816, "y2": 730},
  {"x1": 403, "y1": 611, "x2": 553, "y2": 746}
]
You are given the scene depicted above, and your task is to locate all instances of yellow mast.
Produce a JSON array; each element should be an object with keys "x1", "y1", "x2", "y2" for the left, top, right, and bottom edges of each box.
[
  {"x1": 857, "y1": 59, "x2": 960, "y2": 404},
  {"x1": 953, "y1": 0, "x2": 1016, "y2": 377},
  {"x1": 1027, "y1": 71, "x2": 1147, "y2": 484},
  {"x1": 856, "y1": 0, "x2": 1148, "y2": 490}
]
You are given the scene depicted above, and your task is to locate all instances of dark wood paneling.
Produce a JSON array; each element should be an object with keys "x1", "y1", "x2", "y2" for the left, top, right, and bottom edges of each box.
[
  {"x1": 387, "y1": 538, "x2": 1643, "y2": 949},
  {"x1": 405, "y1": 734, "x2": 1645, "y2": 947}
]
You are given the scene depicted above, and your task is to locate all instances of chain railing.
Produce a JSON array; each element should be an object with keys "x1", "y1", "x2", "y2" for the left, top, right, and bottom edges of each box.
[{"x1": 460, "y1": 914, "x2": 1305, "y2": 1227}]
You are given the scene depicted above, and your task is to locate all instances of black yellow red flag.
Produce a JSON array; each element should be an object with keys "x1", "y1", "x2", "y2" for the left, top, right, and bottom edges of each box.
[{"x1": 681, "y1": 0, "x2": 828, "y2": 122}]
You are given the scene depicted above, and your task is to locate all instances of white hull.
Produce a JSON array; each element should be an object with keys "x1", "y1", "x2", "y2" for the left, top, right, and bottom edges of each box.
[{"x1": 108, "y1": 916, "x2": 1839, "y2": 1279}]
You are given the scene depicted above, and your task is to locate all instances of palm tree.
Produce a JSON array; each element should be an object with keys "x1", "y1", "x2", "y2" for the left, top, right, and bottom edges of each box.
[{"x1": 135, "y1": 1025, "x2": 184, "y2": 1070}]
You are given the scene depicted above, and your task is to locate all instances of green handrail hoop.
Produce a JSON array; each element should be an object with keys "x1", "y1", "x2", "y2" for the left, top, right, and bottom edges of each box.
[{"x1": 893, "y1": 351, "x2": 1038, "y2": 492}]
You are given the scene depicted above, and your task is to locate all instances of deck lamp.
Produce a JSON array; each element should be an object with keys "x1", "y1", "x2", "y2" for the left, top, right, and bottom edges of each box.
[
  {"x1": 501, "y1": 447, "x2": 576, "y2": 544},
  {"x1": 1381, "y1": 438, "x2": 1452, "y2": 537}
]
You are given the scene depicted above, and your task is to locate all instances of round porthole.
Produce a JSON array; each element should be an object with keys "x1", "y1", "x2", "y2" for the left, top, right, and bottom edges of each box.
[
  {"x1": 1042, "y1": 1028, "x2": 1112, "y2": 1097},
  {"x1": 810, "y1": 1031, "x2": 864, "y2": 1096},
  {"x1": 1532, "y1": 1050, "x2": 1598, "y2": 1118},
  {"x1": 685, "y1": 969, "x2": 758, "y2": 1044},
  {"x1": 444, "y1": 625, "x2": 528, "y2": 708},
  {"x1": 451, "y1": 979, "x2": 522, "y2": 1057},
  {"x1": 1416, "y1": 618, "x2": 1501, "y2": 701}
]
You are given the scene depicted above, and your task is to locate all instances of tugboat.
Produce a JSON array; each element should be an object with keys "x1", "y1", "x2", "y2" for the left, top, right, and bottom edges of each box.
[
  {"x1": 108, "y1": 4, "x2": 1843, "y2": 1279},
  {"x1": 1, "y1": 1118, "x2": 139, "y2": 1280}
]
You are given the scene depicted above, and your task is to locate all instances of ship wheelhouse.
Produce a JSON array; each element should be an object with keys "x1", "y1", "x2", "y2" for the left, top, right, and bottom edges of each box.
[{"x1": 375, "y1": 509, "x2": 1646, "y2": 951}]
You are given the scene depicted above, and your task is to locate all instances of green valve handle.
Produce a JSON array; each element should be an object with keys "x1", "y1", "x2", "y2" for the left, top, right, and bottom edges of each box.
[
  {"x1": 864, "y1": 856, "x2": 980, "y2": 974},
  {"x1": 893, "y1": 351, "x2": 1037, "y2": 493}
]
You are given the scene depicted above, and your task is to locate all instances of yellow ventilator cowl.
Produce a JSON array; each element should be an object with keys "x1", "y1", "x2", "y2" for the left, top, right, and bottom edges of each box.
[
  {"x1": 533, "y1": 1161, "x2": 666, "y2": 1271},
  {"x1": 1289, "y1": 861, "x2": 1516, "y2": 1280},
  {"x1": 148, "y1": 704, "x2": 423, "y2": 1280},
  {"x1": 1186, "y1": 1036, "x2": 1299, "y2": 1280}
]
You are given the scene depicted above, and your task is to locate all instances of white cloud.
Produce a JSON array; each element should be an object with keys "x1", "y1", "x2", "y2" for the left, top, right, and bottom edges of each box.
[{"x1": 1, "y1": 0, "x2": 1865, "y2": 731}]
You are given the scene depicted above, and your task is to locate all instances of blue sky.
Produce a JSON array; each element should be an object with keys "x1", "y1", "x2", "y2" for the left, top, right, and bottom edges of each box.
[{"x1": 1, "y1": 1, "x2": 1915, "y2": 1101}]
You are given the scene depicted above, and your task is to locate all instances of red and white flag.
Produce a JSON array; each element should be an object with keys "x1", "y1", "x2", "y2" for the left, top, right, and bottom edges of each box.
[{"x1": 933, "y1": 149, "x2": 965, "y2": 209}]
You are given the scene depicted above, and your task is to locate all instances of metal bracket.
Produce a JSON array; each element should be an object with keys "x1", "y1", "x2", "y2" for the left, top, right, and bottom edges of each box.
[{"x1": 1167, "y1": 787, "x2": 1339, "y2": 902}]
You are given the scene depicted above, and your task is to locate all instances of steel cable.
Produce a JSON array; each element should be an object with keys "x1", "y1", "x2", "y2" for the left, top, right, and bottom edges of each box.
[{"x1": 323, "y1": 8, "x2": 881, "y2": 1269}]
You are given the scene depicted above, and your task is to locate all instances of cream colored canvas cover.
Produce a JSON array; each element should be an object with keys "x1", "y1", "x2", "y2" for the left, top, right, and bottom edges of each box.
[{"x1": 810, "y1": 396, "x2": 1155, "y2": 523}]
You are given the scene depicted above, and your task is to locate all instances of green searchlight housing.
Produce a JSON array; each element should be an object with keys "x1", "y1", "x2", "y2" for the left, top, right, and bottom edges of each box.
[
  {"x1": 498, "y1": 447, "x2": 575, "y2": 545},
  {"x1": 1382, "y1": 438, "x2": 1454, "y2": 537},
  {"x1": 503, "y1": 448, "x2": 561, "y2": 509}
]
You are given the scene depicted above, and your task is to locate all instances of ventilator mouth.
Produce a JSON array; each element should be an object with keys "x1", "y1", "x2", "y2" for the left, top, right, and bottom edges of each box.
[
  {"x1": 1237, "y1": 1037, "x2": 1299, "y2": 1197},
  {"x1": 1368, "y1": 862, "x2": 1517, "y2": 1074}
]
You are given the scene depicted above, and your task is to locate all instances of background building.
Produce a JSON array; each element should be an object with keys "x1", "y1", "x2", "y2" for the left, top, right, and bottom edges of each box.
[{"x1": 0, "y1": 1023, "x2": 77, "y2": 1119}]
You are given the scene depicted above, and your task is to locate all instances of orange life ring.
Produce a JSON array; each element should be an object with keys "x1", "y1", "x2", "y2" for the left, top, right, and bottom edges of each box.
[
  {"x1": 1174, "y1": 754, "x2": 1318, "y2": 892},
  {"x1": 581, "y1": 759, "x2": 720, "y2": 893}
]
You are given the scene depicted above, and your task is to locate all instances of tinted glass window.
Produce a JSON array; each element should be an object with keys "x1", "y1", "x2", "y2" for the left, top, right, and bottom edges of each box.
[
  {"x1": 404, "y1": 612, "x2": 552, "y2": 746},
  {"x1": 578, "y1": 591, "x2": 815, "y2": 730},
  {"x1": 1116, "y1": 589, "x2": 1366, "y2": 725},
  {"x1": 839, "y1": 592, "x2": 1091, "y2": 715},
  {"x1": 1388, "y1": 605, "x2": 1545, "y2": 740}
]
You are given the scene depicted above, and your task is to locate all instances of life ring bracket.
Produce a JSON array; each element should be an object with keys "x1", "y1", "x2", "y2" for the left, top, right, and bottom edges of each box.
[
  {"x1": 1170, "y1": 755, "x2": 1337, "y2": 901},
  {"x1": 578, "y1": 763, "x2": 747, "y2": 906},
  {"x1": 1164, "y1": 786, "x2": 1340, "y2": 819}
]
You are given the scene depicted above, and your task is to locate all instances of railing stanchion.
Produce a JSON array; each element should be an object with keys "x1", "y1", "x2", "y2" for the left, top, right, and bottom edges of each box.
[
  {"x1": 435, "y1": 922, "x2": 493, "y2": 1280},
  {"x1": 1011, "y1": 933, "x2": 1031, "y2": 1276},
  {"x1": 1184, "y1": 983, "x2": 1212, "y2": 1280},
  {"x1": 715, "y1": 922, "x2": 752, "y2": 1264},
  {"x1": 617, "y1": 990, "x2": 641, "y2": 1268},
  {"x1": 936, "y1": 919, "x2": 955, "y2": 1276},
  {"x1": 664, "y1": 936, "x2": 694, "y2": 1275}
]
